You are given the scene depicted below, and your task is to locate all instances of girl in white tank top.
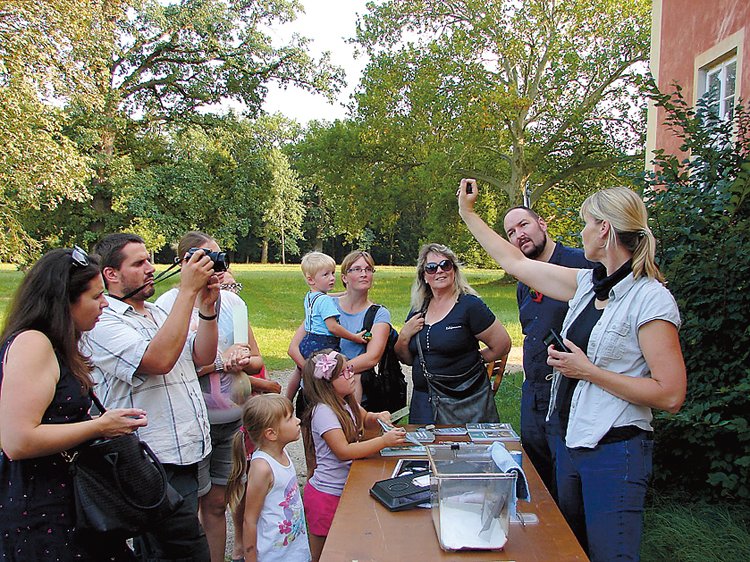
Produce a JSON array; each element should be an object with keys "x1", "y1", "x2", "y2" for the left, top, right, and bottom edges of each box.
[{"x1": 227, "y1": 394, "x2": 310, "y2": 562}]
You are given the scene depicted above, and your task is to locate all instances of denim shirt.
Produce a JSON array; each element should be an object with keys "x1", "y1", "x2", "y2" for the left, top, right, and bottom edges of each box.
[{"x1": 547, "y1": 269, "x2": 681, "y2": 449}]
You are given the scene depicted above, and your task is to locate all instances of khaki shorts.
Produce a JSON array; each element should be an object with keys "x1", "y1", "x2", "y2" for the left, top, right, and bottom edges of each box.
[{"x1": 197, "y1": 419, "x2": 241, "y2": 496}]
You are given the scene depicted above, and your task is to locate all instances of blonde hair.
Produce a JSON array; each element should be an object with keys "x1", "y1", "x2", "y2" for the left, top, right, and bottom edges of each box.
[
  {"x1": 301, "y1": 251, "x2": 336, "y2": 278},
  {"x1": 226, "y1": 394, "x2": 293, "y2": 509},
  {"x1": 410, "y1": 243, "x2": 477, "y2": 311},
  {"x1": 340, "y1": 250, "x2": 376, "y2": 288},
  {"x1": 580, "y1": 186, "x2": 664, "y2": 283},
  {"x1": 300, "y1": 350, "x2": 363, "y2": 475}
]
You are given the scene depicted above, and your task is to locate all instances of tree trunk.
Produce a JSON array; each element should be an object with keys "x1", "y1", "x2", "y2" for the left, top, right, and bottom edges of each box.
[{"x1": 261, "y1": 239, "x2": 269, "y2": 264}]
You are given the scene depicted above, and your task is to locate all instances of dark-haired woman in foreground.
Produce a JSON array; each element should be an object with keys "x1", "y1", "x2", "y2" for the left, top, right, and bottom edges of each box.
[
  {"x1": 0, "y1": 248, "x2": 147, "y2": 561},
  {"x1": 458, "y1": 180, "x2": 686, "y2": 561}
]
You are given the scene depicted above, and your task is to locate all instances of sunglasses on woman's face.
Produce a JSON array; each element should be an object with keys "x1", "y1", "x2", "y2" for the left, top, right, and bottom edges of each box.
[{"x1": 424, "y1": 259, "x2": 454, "y2": 275}]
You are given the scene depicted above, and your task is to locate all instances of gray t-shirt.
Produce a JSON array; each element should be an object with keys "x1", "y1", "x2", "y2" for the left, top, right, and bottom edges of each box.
[{"x1": 308, "y1": 403, "x2": 355, "y2": 496}]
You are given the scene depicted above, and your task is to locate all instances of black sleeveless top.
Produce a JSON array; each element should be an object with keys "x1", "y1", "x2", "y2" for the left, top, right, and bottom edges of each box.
[{"x1": 0, "y1": 334, "x2": 133, "y2": 561}]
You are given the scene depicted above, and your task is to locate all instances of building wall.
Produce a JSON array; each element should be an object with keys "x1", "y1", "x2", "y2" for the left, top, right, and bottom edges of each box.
[{"x1": 646, "y1": 0, "x2": 750, "y2": 165}]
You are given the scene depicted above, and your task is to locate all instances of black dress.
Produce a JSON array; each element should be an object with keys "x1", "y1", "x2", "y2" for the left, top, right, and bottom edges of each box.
[{"x1": 0, "y1": 335, "x2": 134, "y2": 561}]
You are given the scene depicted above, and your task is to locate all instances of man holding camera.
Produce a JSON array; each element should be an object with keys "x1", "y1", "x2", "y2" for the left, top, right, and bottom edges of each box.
[
  {"x1": 82, "y1": 232, "x2": 217, "y2": 561},
  {"x1": 503, "y1": 207, "x2": 594, "y2": 500}
]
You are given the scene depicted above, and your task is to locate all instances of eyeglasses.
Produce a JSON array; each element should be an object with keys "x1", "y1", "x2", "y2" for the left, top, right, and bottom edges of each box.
[
  {"x1": 346, "y1": 266, "x2": 375, "y2": 275},
  {"x1": 70, "y1": 245, "x2": 89, "y2": 268},
  {"x1": 340, "y1": 365, "x2": 355, "y2": 380},
  {"x1": 424, "y1": 259, "x2": 454, "y2": 275}
]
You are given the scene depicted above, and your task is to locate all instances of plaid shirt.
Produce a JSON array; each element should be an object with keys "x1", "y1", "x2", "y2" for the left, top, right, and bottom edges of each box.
[{"x1": 81, "y1": 297, "x2": 211, "y2": 465}]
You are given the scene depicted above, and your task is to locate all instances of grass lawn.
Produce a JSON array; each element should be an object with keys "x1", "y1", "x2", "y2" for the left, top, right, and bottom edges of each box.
[
  {"x1": 1, "y1": 263, "x2": 748, "y2": 560},
  {"x1": 145, "y1": 263, "x2": 524, "y2": 372}
]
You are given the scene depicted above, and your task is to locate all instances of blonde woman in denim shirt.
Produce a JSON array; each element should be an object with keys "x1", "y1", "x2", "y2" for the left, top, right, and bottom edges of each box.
[{"x1": 458, "y1": 181, "x2": 686, "y2": 562}]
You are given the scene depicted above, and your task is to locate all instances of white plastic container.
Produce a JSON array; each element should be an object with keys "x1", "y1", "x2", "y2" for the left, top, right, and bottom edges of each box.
[{"x1": 426, "y1": 443, "x2": 516, "y2": 551}]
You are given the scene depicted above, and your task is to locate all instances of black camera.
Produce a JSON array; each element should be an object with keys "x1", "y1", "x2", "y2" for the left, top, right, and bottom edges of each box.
[
  {"x1": 186, "y1": 247, "x2": 230, "y2": 272},
  {"x1": 543, "y1": 328, "x2": 570, "y2": 353}
]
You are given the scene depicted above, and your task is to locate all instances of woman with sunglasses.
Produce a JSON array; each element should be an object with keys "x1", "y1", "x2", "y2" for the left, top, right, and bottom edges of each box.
[
  {"x1": 394, "y1": 243, "x2": 512, "y2": 425},
  {"x1": 457, "y1": 180, "x2": 686, "y2": 561},
  {"x1": 0, "y1": 248, "x2": 147, "y2": 561}
]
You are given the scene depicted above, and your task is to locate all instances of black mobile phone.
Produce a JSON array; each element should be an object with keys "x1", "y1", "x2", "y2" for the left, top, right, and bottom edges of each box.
[
  {"x1": 543, "y1": 328, "x2": 570, "y2": 353},
  {"x1": 466, "y1": 180, "x2": 474, "y2": 194}
]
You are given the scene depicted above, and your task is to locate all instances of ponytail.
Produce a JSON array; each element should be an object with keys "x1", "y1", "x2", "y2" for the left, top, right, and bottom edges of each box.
[{"x1": 581, "y1": 187, "x2": 665, "y2": 284}]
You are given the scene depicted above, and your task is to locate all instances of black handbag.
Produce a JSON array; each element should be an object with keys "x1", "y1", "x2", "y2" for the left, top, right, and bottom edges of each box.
[
  {"x1": 359, "y1": 305, "x2": 407, "y2": 413},
  {"x1": 416, "y1": 335, "x2": 499, "y2": 425},
  {"x1": 62, "y1": 392, "x2": 183, "y2": 534}
]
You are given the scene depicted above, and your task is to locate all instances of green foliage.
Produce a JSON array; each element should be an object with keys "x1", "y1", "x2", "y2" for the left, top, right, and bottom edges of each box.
[
  {"x1": 3, "y1": 1, "x2": 341, "y2": 263},
  {"x1": 354, "y1": 0, "x2": 650, "y2": 205},
  {"x1": 0, "y1": 0, "x2": 108, "y2": 263},
  {"x1": 635, "y1": 83, "x2": 750, "y2": 500},
  {"x1": 261, "y1": 147, "x2": 305, "y2": 262},
  {"x1": 641, "y1": 493, "x2": 750, "y2": 562}
]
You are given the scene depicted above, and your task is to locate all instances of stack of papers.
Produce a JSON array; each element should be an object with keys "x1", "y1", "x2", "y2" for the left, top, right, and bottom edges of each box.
[
  {"x1": 380, "y1": 445, "x2": 427, "y2": 456},
  {"x1": 466, "y1": 423, "x2": 520, "y2": 443}
]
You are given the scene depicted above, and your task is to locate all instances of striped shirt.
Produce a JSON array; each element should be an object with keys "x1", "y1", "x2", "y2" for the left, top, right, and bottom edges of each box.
[{"x1": 81, "y1": 296, "x2": 211, "y2": 465}]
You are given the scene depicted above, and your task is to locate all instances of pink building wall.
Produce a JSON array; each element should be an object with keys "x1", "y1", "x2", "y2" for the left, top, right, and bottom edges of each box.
[{"x1": 648, "y1": 0, "x2": 750, "y2": 160}]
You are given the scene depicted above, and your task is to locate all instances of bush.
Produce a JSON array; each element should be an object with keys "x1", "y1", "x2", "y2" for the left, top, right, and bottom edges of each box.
[{"x1": 635, "y1": 83, "x2": 750, "y2": 500}]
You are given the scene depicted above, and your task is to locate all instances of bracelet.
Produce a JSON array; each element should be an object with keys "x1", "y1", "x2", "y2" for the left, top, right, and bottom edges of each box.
[
  {"x1": 198, "y1": 311, "x2": 218, "y2": 321},
  {"x1": 214, "y1": 357, "x2": 225, "y2": 373}
]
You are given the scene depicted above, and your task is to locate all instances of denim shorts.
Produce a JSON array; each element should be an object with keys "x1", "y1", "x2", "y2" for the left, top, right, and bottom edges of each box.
[
  {"x1": 197, "y1": 419, "x2": 242, "y2": 495},
  {"x1": 299, "y1": 333, "x2": 340, "y2": 359}
]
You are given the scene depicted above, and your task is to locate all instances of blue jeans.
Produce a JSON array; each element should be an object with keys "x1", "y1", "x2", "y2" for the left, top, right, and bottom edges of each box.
[
  {"x1": 409, "y1": 389, "x2": 434, "y2": 425},
  {"x1": 555, "y1": 432, "x2": 653, "y2": 561},
  {"x1": 520, "y1": 379, "x2": 557, "y2": 500}
]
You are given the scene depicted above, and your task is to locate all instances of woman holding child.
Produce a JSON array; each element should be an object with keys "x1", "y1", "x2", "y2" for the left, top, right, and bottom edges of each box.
[
  {"x1": 457, "y1": 179, "x2": 686, "y2": 561},
  {"x1": 395, "y1": 243, "x2": 512, "y2": 425},
  {"x1": 288, "y1": 250, "x2": 393, "y2": 405}
]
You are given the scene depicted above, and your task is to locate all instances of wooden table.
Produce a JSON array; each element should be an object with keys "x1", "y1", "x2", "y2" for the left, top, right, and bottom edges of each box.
[{"x1": 321, "y1": 432, "x2": 588, "y2": 561}]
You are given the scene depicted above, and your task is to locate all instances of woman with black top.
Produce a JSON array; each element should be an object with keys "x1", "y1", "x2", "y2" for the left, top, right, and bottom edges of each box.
[
  {"x1": 458, "y1": 180, "x2": 686, "y2": 561},
  {"x1": 394, "y1": 243, "x2": 511, "y2": 425},
  {"x1": 0, "y1": 248, "x2": 148, "y2": 561}
]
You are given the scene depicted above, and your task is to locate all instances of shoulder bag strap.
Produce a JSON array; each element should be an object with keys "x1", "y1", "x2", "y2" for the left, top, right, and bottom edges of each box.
[
  {"x1": 89, "y1": 389, "x2": 107, "y2": 414},
  {"x1": 361, "y1": 304, "x2": 381, "y2": 332},
  {"x1": 415, "y1": 330, "x2": 430, "y2": 379}
]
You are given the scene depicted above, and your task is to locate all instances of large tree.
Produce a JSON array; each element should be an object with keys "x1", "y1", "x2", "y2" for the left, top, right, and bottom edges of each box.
[
  {"x1": 4, "y1": 0, "x2": 343, "y2": 260},
  {"x1": 85, "y1": 0, "x2": 343, "y2": 226},
  {"x1": 354, "y1": 0, "x2": 650, "y2": 206},
  {"x1": 0, "y1": 0, "x2": 117, "y2": 261}
]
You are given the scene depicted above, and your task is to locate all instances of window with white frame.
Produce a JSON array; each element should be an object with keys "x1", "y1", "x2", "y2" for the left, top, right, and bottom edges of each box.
[{"x1": 702, "y1": 57, "x2": 737, "y2": 120}]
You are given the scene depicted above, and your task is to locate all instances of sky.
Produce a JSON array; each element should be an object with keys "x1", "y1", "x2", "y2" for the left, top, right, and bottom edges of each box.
[{"x1": 261, "y1": 0, "x2": 372, "y2": 125}]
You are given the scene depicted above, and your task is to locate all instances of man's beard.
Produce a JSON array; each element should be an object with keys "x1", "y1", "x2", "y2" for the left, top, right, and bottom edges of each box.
[
  {"x1": 121, "y1": 281, "x2": 155, "y2": 301},
  {"x1": 522, "y1": 236, "x2": 547, "y2": 260}
]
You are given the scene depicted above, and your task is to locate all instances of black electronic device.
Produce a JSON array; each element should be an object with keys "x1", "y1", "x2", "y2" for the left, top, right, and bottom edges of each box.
[
  {"x1": 543, "y1": 328, "x2": 571, "y2": 353},
  {"x1": 186, "y1": 247, "x2": 230, "y2": 272},
  {"x1": 369, "y1": 471, "x2": 431, "y2": 512}
]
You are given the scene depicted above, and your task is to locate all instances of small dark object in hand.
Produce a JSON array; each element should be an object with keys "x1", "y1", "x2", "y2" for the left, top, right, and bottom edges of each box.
[{"x1": 543, "y1": 328, "x2": 570, "y2": 353}]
